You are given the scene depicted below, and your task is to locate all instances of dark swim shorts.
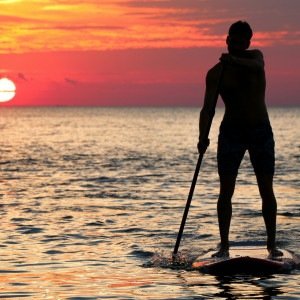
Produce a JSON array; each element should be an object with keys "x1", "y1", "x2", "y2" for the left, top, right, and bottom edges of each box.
[{"x1": 217, "y1": 120, "x2": 275, "y2": 177}]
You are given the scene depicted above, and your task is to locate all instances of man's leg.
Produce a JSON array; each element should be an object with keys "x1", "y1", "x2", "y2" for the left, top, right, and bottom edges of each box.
[
  {"x1": 249, "y1": 123, "x2": 282, "y2": 257},
  {"x1": 255, "y1": 173, "x2": 282, "y2": 256},
  {"x1": 216, "y1": 124, "x2": 245, "y2": 257},
  {"x1": 214, "y1": 174, "x2": 237, "y2": 257}
]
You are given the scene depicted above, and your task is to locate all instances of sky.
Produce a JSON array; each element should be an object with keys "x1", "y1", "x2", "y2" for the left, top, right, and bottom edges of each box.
[{"x1": 0, "y1": 0, "x2": 299, "y2": 106}]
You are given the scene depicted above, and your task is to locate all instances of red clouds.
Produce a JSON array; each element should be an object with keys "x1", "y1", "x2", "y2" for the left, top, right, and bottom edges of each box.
[{"x1": 0, "y1": 1, "x2": 299, "y2": 106}]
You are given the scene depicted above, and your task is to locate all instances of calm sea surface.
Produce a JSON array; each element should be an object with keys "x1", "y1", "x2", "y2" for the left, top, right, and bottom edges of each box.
[{"x1": 0, "y1": 107, "x2": 299, "y2": 299}]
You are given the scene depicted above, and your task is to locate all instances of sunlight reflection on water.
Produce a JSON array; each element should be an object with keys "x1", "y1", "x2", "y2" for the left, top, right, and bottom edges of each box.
[{"x1": 0, "y1": 107, "x2": 299, "y2": 299}]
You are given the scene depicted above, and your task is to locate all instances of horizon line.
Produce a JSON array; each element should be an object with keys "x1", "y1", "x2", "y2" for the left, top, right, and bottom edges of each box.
[{"x1": 0, "y1": 104, "x2": 299, "y2": 109}]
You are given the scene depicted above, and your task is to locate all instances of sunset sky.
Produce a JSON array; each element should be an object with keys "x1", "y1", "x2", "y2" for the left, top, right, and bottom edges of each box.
[{"x1": 0, "y1": 0, "x2": 299, "y2": 106}]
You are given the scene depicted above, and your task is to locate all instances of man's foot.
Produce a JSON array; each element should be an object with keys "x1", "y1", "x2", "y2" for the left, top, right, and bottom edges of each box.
[
  {"x1": 212, "y1": 247, "x2": 229, "y2": 258},
  {"x1": 268, "y1": 247, "x2": 283, "y2": 259}
]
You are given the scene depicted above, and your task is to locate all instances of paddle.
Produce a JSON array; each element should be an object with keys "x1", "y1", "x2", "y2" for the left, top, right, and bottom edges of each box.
[
  {"x1": 173, "y1": 153, "x2": 204, "y2": 256},
  {"x1": 173, "y1": 64, "x2": 224, "y2": 257}
]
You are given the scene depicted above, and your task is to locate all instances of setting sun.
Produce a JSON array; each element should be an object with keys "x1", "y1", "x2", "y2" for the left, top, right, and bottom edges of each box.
[{"x1": 0, "y1": 77, "x2": 16, "y2": 102}]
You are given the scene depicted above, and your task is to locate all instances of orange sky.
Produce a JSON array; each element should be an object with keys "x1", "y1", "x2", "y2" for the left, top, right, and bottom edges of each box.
[{"x1": 0, "y1": 0, "x2": 299, "y2": 106}]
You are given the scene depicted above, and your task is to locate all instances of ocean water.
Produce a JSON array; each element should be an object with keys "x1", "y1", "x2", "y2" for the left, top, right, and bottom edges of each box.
[{"x1": 0, "y1": 106, "x2": 299, "y2": 299}]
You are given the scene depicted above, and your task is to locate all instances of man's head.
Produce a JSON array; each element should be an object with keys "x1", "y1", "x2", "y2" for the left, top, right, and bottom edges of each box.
[{"x1": 226, "y1": 21, "x2": 253, "y2": 54}]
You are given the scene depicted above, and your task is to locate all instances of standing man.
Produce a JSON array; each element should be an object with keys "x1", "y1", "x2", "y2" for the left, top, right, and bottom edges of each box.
[{"x1": 198, "y1": 21, "x2": 282, "y2": 258}]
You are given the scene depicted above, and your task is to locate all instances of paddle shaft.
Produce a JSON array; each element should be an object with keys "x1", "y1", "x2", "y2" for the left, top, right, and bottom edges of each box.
[
  {"x1": 173, "y1": 153, "x2": 204, "y2": 255},
  {"x1": 173, "y1": 64, "x2": 225, "y2": 256}
]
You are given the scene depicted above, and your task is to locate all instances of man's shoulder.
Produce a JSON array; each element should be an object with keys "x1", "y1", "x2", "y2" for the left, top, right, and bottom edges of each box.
[
  {"x1": 246, "y1": 49, "x2": 264, "y2": 59},
  {"x1": 250, "y1": 49, "x2": 263, "y2": 55},
  {"x1": 206, "y1": 62, "x2": 222, "y2": 81}
]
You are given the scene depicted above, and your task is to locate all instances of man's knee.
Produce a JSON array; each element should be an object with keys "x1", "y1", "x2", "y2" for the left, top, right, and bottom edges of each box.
[
  {"x1": 219, "y1": 174, "x2": 237, "y2": 199},
  {"x1": 256, "y1": 174, "x2": 275, "y2": 199},
  {"x1": 219, "y1": 187, "x2": 235, "y2": 204}
]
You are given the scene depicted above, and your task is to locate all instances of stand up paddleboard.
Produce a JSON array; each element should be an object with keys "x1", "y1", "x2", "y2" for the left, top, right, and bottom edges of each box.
[{"x1": 192, "y1": 246, "x2": 299, "y2": 275}]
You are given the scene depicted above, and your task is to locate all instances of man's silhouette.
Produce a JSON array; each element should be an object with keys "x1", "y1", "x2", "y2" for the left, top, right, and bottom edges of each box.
[{"x1": 198, "y1": 21, "x2": 282, "y2": 258}]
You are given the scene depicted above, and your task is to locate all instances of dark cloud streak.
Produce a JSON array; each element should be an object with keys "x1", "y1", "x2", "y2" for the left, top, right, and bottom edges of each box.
[
  {"x1": 65, "y1": 78, "x2": 79, "y2": 85},
  {"x1": 120, "y1": 0, "x2": 300, "y2": 34},
  {"x1": 28, "y1": 25, "x2": 126, "y2": 31},
  {"x1": 18, "y1": 73, "x2": 29, "y2": 81}
]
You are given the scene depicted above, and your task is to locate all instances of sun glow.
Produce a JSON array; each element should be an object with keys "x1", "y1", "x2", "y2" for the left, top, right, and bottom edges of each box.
[{"x1": 0, "y1": 78, "x2": 16, "y2": 102}]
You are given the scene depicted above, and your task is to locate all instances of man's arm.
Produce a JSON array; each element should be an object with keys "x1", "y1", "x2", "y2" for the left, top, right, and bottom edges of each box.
[
  {"x1": 198, "y1": 64, "x2": 222, "y2": 154},
  {"x1": 220, "y1": 49, "x2": 264, "y2": 69}
]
